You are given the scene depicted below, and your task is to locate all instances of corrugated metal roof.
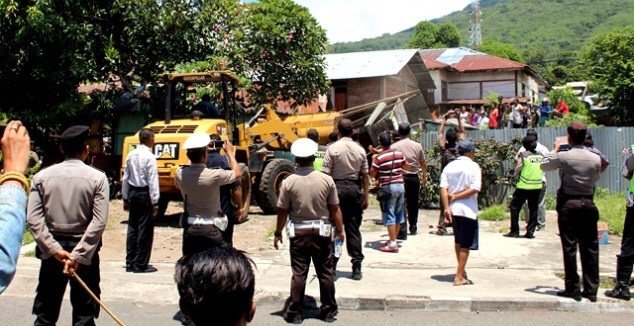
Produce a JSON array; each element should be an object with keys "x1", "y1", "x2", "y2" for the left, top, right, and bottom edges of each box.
[
  {"x1": 419, "y1": 47, "x2": 525, "y2": 72},
  {"x1": 325, "y1": 49, "x2": 421, "y2": 80}
]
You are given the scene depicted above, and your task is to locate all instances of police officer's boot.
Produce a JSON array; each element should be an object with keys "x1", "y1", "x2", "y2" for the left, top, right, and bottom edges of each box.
[
  {"x1": 605, "y1": 257, "x2": 632, "y2": 301},
  {"x1": 352, "y1": 262, "x2": 362, "y2": 281}
]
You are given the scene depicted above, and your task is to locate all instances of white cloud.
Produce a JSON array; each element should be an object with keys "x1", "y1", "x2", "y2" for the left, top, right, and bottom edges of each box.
[{"x1": 295, "y1": 0, "x2": 474, "y2": 43}]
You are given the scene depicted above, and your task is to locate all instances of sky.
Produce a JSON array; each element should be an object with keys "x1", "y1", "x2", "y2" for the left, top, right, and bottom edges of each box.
[{"x1": 294, "y1": 0, "x2": 474, "y2": 43}]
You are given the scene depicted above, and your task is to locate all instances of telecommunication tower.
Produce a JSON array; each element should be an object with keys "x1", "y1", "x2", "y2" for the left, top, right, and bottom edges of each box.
[{"x1": 468, "y1": 0, "x2": 482, "y2": 49}]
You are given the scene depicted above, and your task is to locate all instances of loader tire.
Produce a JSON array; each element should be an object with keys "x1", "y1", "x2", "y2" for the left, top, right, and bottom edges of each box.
[
  {"x1": 255, "y1": 158, "x2": 295, "y2": 214},
  {"x1": 237, "y1": 163, "x2": 251, "y2": 223}
]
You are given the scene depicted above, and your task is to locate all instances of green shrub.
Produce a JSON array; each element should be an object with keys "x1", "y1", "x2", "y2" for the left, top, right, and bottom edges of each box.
[
  {"x1": 594, "y1": 188, "x2": 626, "y2": 236},
  {"x1": 479, "y1": 205, "x2": 509, "y2": 221}
]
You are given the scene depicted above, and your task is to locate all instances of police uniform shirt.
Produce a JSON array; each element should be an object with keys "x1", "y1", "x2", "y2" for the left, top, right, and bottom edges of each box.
[
  {"x1": 391, "y1": 138, "x2": 425, "y2": 175},
  {"x1": 321, "y1": 137, "x2": 368, "y2": 179},
  {"x1": 277, "y1": 167, "x2": 339, "y2": 223},
  {"x1": 175, "y1": 163, "x2": 235, "y2": 217},
  {"x1": 27, "y1": 159, "x2": 110, "y2": 265},
  {"x1": 121, "y1": 144, "x2": 160, "y2": 205},
  {"x1": 541, "y1": 146, "x2": 601, "y2": 196}
]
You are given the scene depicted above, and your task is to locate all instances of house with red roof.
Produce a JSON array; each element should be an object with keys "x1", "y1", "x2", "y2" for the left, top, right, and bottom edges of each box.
[{"x1": 419, "y1": 47, "x2": 548, "y2": 112}]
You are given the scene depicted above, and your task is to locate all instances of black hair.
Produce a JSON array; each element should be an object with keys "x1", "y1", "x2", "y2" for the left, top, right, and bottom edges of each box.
[
  {"x1": 567, "y1": 125, "x2": 587, "y2": 145},
  {"x1": 175, "y1": 247, "x2": 255, "y2": 326},
  {"x1": 61, "y1": 138, "x2": 87, "y2": 155},
  {"x1": 328, "y1": 131, "x2": 338, "y2": 142},
  {"x1": 295, "y1": 155, "x2": 315, "y2": 166},
  {"x1": 201, "y1": 94, "x2": 211, "y2": 102},
  {"x1": 139, "y1": 128, "x2": 154, "y2": 144},
  {"x1": 522, "y1": 135, "x2": 537, "y2": 152},
  {"x1": 306, "y1": 128, "x2": 319, "y2": 143},
  {"x1": 378, "y1": 131, "x2": 392, "y2": 147},
  {"x1": 445, "y1": 127, "x2": 458, "y2": 146},
  {"x1": 397, "y1": 123, "x2": 411, "y2": 136},
  {"x1": 337, "y1": 118, "x2": 354, "y2": 137},
  {"x1": 186, "y1": 148, "x2": 206, "y2": 163}
]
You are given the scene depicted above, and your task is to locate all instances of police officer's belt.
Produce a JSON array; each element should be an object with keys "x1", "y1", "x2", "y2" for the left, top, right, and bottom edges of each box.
[
  {"x1": 292, "y1": 219, "x2": 331, "y2": 229},
  {"x1": 187, "y1": 216, "x2": 228, "y2": 231}
]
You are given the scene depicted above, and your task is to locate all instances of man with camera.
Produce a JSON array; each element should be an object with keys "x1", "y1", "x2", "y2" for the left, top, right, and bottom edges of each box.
[
  {"x1": 175, "y1": 133, "x2": 241, "y2": 255},
  {"x1": 541, "y1": 121, "x2": 603, "y2": 302},
  {"x1": 206, "y1": 134, "x2": 243, "y2": 246}
]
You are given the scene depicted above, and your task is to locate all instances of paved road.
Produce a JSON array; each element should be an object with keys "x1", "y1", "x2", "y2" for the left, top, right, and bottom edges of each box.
[{"x1": 1, "y1": 296, "x2": 632, "y2": 325}]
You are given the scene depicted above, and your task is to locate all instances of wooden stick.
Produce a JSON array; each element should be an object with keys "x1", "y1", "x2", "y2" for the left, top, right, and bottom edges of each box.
[{"x1": 72, "y1": 273, "x2": 126, "y2": 326}]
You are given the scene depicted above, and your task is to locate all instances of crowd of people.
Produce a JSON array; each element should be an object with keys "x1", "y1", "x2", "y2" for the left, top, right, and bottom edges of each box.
[
  {"x1": 1, "y1": 114, "x2": 634, "y2": 325},
  {"x1": 441, "y1": 95, "x2": 571, "y2": 130}
]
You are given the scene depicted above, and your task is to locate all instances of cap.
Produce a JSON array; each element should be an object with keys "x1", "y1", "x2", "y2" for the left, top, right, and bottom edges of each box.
[
  {"x1": 543, "y1": 97, "x2": 549, "y2": 102},
  {"x1": 526, "y1": 128, "x2": 538, "y2": 140},
  {"x1": 61, "y1": 125, "x2": 89, "y2": 142},
  {"x1": 458, "y1": 139, "x2": 476, "y2": 153},
  {"x1": 291, "y1": 138, "x2": 318, "y2": 158},
  {"x1": 183, "y1": 133, "x2": 211, "y2": 150}
]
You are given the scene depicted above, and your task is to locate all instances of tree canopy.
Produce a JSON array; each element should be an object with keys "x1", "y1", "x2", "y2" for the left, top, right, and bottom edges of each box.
[
  {"x1": 582, "y1": 25, "x2": 634, "y2": 126},
  {"x1": 478, "y1": 39, "x2": 523, "y2": 62},
  {"x1": 0, "y1": 0, "x2": 329, "y2": 132},
  {"x1": 408, "y1": 21, "x2": 460, "y2": 49}
]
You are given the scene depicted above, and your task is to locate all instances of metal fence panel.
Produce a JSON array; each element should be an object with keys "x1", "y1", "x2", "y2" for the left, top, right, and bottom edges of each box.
[{"x1": 420, "y1": 127, "x2": 634, "y2": 196}]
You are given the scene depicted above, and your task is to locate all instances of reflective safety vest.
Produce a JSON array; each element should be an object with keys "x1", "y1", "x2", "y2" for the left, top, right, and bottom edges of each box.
[
  {"x1": 630, "y1": 175, "x2": 634, "y2": 193},
  {"x1": 313, "y1": 150, "x2": 325, "y2": 172},
  {"x1": 516, "y1": 152, "x2": 544, "y2": 190}
]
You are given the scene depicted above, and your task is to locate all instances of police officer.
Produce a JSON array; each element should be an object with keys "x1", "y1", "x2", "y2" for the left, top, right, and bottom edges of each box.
[
  {"x1": 175, "y1": 133, "x2": 240, "y2": 255},
  {"x1": 322, "y1": 118, "x2": 369, "y2": 280},
  {"x1": 541, "y1": 121, "x2": 603, "y2": 302},
  {"x1": 604, "y1": 150, "x2": 634, "y2": 301},
  {"x1": 122, "y1": 128, "x2": 160, "y2": 273},
  {"x1": 206, "y1": 133, "x2": 242, "y2": 246},
  {"x1": 27, "y1": 125, "x2": 110, "y2": 325},
  {"x1": 504, "y1": 135, "x2": 543, "y2": 239},
  {"x1": 273, "y1": 138, "x2": 344, "y2": 324}
]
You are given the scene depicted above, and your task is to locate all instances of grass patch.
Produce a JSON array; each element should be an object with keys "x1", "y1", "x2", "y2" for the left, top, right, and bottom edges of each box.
[
  {"x1": 25, "y1": 250, "x2": 35, "y2": 257},
  {"x1": 594, "y1": 188, "x2": 626, "y2": 236},
  {"x1": 479, "y1": 205, "x2": 508, "y2": 221},
  {"x1": 22, "y1": 227, "x2": 34, "y2": 245},
  {"x1": 265, "y1": 224, "x2": 276, "y2": 240}
]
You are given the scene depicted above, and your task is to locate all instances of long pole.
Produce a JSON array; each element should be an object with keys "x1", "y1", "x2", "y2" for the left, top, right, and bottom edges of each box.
[{"x1": 72, "y1": 273, "x2": 126, "y2": 326}]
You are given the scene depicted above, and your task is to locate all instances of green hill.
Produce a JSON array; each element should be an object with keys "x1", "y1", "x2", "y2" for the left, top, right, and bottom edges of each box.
[{"x1": 330, "y1": 0, "x2": 634, "y2": 56}]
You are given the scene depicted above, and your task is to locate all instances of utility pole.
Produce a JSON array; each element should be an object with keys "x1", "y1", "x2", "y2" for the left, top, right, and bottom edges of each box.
[{"x1": 468, "y1": 0, "x2": 482, "y2": 49}]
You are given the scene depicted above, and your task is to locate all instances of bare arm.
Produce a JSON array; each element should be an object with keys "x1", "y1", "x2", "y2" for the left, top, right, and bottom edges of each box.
[
  {"x1": 329, "y1": 204, "x2": 344, "y2": 241},
  {"x1": 224, "y1": 142, "x2": 241, "y2": 179},
  {"x1": 450, "y1": 188, "x2": 479, "y2": 203},
  {"x1": 440, "y1": 187, "x2": 452, "y2": 225},
  {"x1": 420, "y1": 159, "x2": 427, "y2": 186},
  {"x1": 273, "y1": 208, "x2": 288, "y2": 250}
]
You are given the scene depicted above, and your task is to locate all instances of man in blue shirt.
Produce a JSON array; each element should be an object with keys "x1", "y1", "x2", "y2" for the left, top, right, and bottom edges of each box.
[
  {"x1": 538, "y1": 98, "x2": 552, "y2": 127},
  {"x1": 193, "y1": 94, "x2": 221, "y2": 118}
]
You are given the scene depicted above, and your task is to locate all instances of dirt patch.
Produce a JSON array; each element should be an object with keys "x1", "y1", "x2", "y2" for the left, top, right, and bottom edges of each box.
[{"x1": 100, "y1": 200, "x2": 279, "y2": 263}]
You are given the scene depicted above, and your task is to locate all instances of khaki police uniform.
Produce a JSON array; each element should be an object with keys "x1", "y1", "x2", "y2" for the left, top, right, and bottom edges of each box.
[
  {"x1": 27, "y1": 126, "x2": 109, "y2": 325},
  {"x1": 542, "y1": 145, "x2": 602, "y2": 297},
  {"x1": 322, "y1": 137, "x2": 368, "y2": 274},
  {"x1": 175, "y1": 163, "x2": 235, "y2": 255},
  {"x1": 276, "y1": 138, "x2": 340, "y2": 322}
]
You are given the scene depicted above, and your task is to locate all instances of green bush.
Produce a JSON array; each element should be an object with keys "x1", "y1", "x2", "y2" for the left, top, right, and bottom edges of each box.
[
  {"x1": 479, "y1": 205, "x2": 509, "y2": 221},
  {"x1": 594, "y1": 188, "x2": 626, "y2": 236}
]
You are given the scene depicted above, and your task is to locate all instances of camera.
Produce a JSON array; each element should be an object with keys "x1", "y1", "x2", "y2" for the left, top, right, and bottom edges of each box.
[{"x1": 208, "y1": 140, "x2": 225, "y2": 149}]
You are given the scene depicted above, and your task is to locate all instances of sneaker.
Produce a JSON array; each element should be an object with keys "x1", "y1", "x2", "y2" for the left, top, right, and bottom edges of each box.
[{"x1": 379, "y1": 245, "x2": 399, "y2": 253}]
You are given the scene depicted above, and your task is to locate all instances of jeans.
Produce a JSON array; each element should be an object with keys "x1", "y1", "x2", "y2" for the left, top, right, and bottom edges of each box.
[
  {"x1": 380, "y1": 183, "x2": 405, "y2": 226},
  {"x1": 0, "y1": 185, "x2": 27, "y2": 294}
]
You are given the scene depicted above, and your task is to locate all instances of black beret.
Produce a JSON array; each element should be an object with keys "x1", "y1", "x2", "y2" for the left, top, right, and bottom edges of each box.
[{"x1": 61, "y1": 125, "x2": 89, "y2": 142}]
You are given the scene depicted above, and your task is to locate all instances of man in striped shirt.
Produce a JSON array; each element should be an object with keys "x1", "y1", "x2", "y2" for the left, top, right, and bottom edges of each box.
[{"x1": 370, "y1": 132, "x2": 409, "y2": 253}]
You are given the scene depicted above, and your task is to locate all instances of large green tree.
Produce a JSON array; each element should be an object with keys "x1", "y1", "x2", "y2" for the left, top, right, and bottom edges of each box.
[
  {"x1": 437, "y1": 23, "x2": 461, "y2": 48},
  {"x1": 408, "y1": 21, "x2": 439, "y2": 49},
  {"x1": 0, "y1": 0, "x2": 329, "y2": 129},
  {"x1": 478, "y1": 39, "x2": 523, "y2": 62},
  {"x1": 582, "y1": 25, "x2": 634, "y2": 125}
]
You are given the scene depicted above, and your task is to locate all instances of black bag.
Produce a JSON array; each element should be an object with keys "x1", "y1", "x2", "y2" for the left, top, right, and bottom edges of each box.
[{"x1": 376, "y1": 185, "x2": 391, "y2": 201}]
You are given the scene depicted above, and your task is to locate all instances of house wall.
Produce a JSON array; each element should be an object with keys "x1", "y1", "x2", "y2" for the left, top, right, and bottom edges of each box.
[
  {"x1": 428, "y1": 70, "x2": 542, "y2": 102},
  {"x1": 346, "y1": 77, "x2": 381, "y2": 108}
]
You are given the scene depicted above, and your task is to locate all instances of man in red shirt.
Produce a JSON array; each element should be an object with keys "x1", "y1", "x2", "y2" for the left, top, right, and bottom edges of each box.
[{"x1": 554, "y1": 97, "x2": 569, "y2": 117}]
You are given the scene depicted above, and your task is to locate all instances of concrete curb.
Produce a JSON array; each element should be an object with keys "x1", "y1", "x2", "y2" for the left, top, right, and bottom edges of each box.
[{"x1": 254, "y1": 291, "x2": 634, "y2": 313}]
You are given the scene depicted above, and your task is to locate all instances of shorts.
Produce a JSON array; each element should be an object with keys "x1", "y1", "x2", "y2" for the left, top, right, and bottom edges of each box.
[{"x1": 452, "y1": 215, "x2": 479, "y2": 250}]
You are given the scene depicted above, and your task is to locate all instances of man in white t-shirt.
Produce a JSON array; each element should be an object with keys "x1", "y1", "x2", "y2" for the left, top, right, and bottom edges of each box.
[
  {"x1": 516, "y1": 129, "x2": 550, "y2": 231},
  {"x1": 440, "y1": 139, "x2": 482, "y2": 286}
]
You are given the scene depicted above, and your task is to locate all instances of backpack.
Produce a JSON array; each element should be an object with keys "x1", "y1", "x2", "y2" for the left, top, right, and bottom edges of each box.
[{"x1": 441, "y1": 146, "x2": 459, "y2": 170}]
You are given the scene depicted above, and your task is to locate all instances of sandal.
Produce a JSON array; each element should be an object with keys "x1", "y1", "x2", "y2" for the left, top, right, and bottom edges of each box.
[{"x1": 453, "y1": 279, "x2": 474, "y2": 286}]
